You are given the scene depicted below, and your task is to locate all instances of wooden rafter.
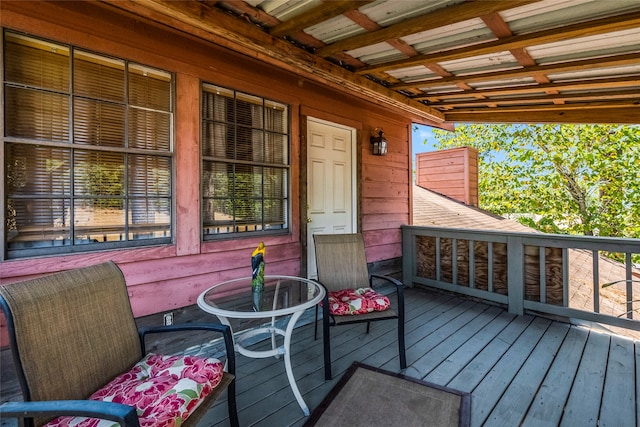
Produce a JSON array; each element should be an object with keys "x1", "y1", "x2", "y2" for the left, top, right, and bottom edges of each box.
[
  {"x1": 356, "y1": 11, "x2": 640, "y2": 76},
  {"x1": 392, "y1": 53, "x2": 640, "y2": 91},
  {"x1": 315, "y1": 0, "x2": 539, "y2": 57},
  {"x1": 269, "y1": 0, "x2": 373, "y2": 37},
  {"x1": 92, "y1": 0, "x2": 640, "y2": 124},
  {"x1": 412, "y1": 76, "x2": 640, "y2": 100},
  {"x1": 99, "y1": 0, "x2": 445, "y2": 123},
  {"x1": 445, "y1": 106, "x2": 640, "y2": 124},
  {"x1": 429, "y1": 89, "x2": 640, "y2": 109}
]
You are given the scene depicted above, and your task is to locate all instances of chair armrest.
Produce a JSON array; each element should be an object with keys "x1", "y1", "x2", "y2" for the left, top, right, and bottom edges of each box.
[
  {"x1": 370, "y1": 274, "x2": 403, "y2": 288},
  {"x1": 370, "y1": 274, "x2": 405, "y2": 309},
  {"x1": 0, "y1": 400, "x2": 140, "y2": 427},
  {"x1": 138, "y1": 323, "x2": 236, "y2": 374}
]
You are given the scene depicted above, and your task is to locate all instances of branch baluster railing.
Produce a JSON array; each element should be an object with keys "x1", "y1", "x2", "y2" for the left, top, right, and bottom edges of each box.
[{"x1": 402, "y1": 225, "x2": 640, "y2": 333}]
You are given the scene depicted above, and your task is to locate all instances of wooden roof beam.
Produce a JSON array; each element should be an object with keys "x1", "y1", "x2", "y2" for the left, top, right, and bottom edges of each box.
[
  {"x1": 428, "y1": 89, "x2": 640, "y2": 108},
  {"x1": 445, "y1": 106, "x2": 640, "y2": 124},
  {"x1": 446, "y1": 99, "x2": 640, "y2": 113},
  {"x1": 356, "y1": 11, "x2": 640, "y2": 75},
  {"x1": 269, "y1": 1, "x2": 373, "y2": 37},
  {"x1": 412, "y1": 76, "x2": 640, "y2": 100},
  {"x1": 99, "y1": 0, "x2": 445, "y2": 123},
  {"x1": 316, "y1": 0, "x2": 539, "y2": 57},
  {"x1": 392, "y1": 53, "x2": 640, "y2": 91}
]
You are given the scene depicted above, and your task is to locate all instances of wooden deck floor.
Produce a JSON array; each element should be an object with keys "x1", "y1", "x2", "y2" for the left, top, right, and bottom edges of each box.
[{"x1": 2, "y1": 286, "x2": 639, "y2": 426}]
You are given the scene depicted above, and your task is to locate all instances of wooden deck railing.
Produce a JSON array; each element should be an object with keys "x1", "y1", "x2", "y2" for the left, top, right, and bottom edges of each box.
[{"x1": 402, "y1": 225, "x2": 640, "y2": 333}]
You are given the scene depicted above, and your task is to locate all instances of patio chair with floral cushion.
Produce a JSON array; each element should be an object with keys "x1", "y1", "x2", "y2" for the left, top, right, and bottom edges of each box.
[
  {"x1": 0, "y1": 261, "x2": 239, "y2": 427},
  {"x1": 313, "y1": 233, "x2": 406, "y2": 380}
]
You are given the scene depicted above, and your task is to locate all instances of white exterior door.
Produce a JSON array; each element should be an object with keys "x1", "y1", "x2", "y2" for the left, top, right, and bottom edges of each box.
[{"x1": 306, "y1": 118, "x2": 356, "y2": 279}]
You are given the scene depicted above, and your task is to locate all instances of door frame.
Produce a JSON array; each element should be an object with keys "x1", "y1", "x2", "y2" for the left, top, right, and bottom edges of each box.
[{"x1": 300, "y1": 116, "x2": 358, "y2": 278}]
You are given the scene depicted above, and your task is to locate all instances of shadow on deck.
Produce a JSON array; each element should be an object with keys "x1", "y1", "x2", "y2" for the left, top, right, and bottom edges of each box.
[{"x1": 2, "y1": 286, "x2": 639, "y2": 427}]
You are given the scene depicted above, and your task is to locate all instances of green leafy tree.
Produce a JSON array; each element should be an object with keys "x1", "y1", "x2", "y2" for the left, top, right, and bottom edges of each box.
[{"x1": 430, "y1": 124, "x2": 640, "y2": 240}]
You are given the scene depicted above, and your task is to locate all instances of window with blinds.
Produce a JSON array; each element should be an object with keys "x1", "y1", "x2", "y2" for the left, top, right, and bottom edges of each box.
[
  {"x1": 2, "y1": 31, "x2": 173, "y2": 259},
  {"x1": 201, "y1": 84, "x2": 289, "y2": 237}
]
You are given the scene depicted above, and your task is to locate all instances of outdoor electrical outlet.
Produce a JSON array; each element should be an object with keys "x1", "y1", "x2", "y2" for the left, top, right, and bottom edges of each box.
[{"x1": 163, "y1": 312, "x2": 173, "y2": 326}]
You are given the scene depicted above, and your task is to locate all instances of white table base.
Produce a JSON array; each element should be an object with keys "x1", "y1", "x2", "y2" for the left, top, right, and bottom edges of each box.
[{"x1": 215, "y1": 309, "x2": 310, "y2": 416}]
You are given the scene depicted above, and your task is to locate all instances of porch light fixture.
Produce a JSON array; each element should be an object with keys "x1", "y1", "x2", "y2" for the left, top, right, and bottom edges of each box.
[{"x1": 370, "y1": 128, "x2": 387, "y2": 156}]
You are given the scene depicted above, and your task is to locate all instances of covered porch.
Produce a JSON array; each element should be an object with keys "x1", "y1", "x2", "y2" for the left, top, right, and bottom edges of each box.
[
  {"x1": 3, "y1": 224, "x2": 639, "y2": 426},
  {"x1": 205, "y1": 285, "x2": 639, "y2": 427},
  {"x1": 1, "y1": 1, "x2": 639, "y2": 426},
  {"x1": 4, "y1": 283, "x2": 638, "y2": 427}
]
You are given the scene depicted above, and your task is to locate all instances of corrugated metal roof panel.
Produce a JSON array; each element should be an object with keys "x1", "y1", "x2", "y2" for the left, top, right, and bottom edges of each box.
[
  {"x1": 360, "y1": 0, "x2": 464, "y2": 27},
  {"x1": 347, "y1": 41, "x2": 398, "y2": 61},
  {"x1": 253, "y1": 0, "x2": 322, "y2": 21},
  {"x1": 206, "y1": 0, "x2": 640, "y2": 123},
  {"x1": 386, "y1": 65, "x2": 437, "y2": 81},
  {"x1": 528, "y1": 28, "x2": 640, "y2": 64},
  {"x1": 356, "y1": 48, "x2": 408, "y2": 66},
  {"x1": 548, "y1": 65, "x2": 640, "y2": 82},
  {"x1": 306, "y1": 0, "x2": 466, "y2": 45},
  {"x1": 440, "y1": 51, "x2": 520, "y2": 75},
  {"x1": 305, "y1": 15, "x2": 367, "y2": 44},
  {"x1": 468, "y1": 77, "x2": 538, "y2": 91},
  {"x1": 501, "y1": 0, "x2": 640, "y2": 35},
  {"x1": 417, "y1": 84, "x2": 463, "y2": 94},
  {"x1": 404, "y1": 18, "x2": 496, "y2": 54}
]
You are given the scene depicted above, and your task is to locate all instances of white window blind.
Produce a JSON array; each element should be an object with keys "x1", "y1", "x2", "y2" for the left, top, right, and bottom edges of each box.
[
  {"x1": 3, "y1": 31, "x2": 174, "y2": 259},
  {"x1": 201, "y1": 83, "x2": 289, "y2": 236}
]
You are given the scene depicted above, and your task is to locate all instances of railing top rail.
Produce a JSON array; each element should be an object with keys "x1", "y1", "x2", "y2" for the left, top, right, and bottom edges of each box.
[{"x1": 403, "y1": 225, "x2": 640, "y2": 252}]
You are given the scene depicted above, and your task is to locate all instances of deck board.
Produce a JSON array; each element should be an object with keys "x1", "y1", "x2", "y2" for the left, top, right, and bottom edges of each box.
[
  {"x1": 636, "y1": 341, "x2": 640, "y2": 427},
  {"x1": 423, "y1": 309, "x2": 513, "y2": 385},
  {"x1": 521, "y1": 326, "x2": 589, "y2": 427},
  {"x1": 2, "y1": 286, "x2": 639, "y2": 427},
  {"x1": 600, "y1": 335, "x2": 637, "y2": 427},
  {"x1": 485, "y1": 321, "x2": 570, "y2": 426},
  {"x1": 471, "y1": 316, "x2": 553, "y2": 426},
  {"x1": 561, "y1": 331, "x2": 610, "y2": 426},
  {"x1": 411, "y1": 305, "x2": 503, "y2": 378},
  {"x1": 447, "y1": 314, "x2": 535, "y2": 393}
]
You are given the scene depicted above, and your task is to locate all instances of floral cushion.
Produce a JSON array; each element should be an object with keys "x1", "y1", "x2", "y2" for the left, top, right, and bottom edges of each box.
[
  {"x1": 327, "y1": 287, "x2": 390, "y2": 315},
  {"x1": 44, "y1": 353, "x2": 224, "y2": 427}
]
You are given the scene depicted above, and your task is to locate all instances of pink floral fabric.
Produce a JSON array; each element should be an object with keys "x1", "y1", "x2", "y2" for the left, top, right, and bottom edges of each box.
[
  {"x1": 327, "y1": 287, "x2": 390, "y2": 315},
  {"x1": 44, "y1": 353, "x2": 224, "y2": 427}
]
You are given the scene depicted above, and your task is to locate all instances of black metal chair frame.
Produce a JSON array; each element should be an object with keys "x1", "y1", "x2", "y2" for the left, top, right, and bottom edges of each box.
[{"x1": 313, "y1": 233, "x2": 406, "y2": 380}]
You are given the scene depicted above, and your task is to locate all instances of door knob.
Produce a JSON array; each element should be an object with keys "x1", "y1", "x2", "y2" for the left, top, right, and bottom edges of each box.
[{"x1": 306, "y1": 217, "x2": 312, "y2": 223}]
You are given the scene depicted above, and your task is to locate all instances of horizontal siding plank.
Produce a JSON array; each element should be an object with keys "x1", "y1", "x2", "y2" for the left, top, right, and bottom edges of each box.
[
  {"x1": 361, "y1": 181, "x2": 409, "y2": 198},
  {"x1": 362, "y1": 164, "x2": 409, "y2": 184},
  {"x1": 361, "y1": 213, "x2": 408, "y2": 231},
  {"x1": 361, "y1": 199, "x2": 409, "y2": 214}
]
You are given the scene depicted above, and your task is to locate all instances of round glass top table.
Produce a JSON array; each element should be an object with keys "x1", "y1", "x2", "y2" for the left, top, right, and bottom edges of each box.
[{"x1": 197, "y1": 275, "x2": 325, "y2": 416}]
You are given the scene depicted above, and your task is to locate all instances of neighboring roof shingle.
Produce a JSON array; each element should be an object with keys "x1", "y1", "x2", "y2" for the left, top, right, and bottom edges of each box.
[
  {"x1": 413, "y1": 184, "x2": 531, "y2": 232},
  {"x1": 412, "y1": 184, "x2": 640, "y2": 340}
]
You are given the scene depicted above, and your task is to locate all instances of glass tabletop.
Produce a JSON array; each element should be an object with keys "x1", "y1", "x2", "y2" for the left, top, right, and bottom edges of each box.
[{"x1": 197, "y1": 275, "x2": 324, "y2": 319}]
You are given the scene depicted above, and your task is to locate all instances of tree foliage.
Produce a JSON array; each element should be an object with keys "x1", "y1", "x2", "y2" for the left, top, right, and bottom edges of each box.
[{"x1": 430, "y1": 124, "x2": 640, "y2": 239}]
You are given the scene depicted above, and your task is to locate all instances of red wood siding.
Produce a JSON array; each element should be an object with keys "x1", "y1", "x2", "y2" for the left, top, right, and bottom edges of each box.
[
  {"x1": 0, "y1": 1, "x2": 442, "y2": 345},
  {"x1": 416, "y1": 147, "x2": 479, "y2": 206}
]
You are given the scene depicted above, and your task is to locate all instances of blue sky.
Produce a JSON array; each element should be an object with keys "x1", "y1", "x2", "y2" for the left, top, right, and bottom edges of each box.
[{"x1": 412, "y1": 123, "x2": 439, "y2": 155}]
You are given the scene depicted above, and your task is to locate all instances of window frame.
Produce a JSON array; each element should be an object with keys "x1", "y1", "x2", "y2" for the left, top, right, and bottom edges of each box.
[
  {"x1": 200, "y1": 82, "x2": 291, "y2": 239},
  {"x1": 2, "y1": 30, "x2": 175, "y2": 260}
]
